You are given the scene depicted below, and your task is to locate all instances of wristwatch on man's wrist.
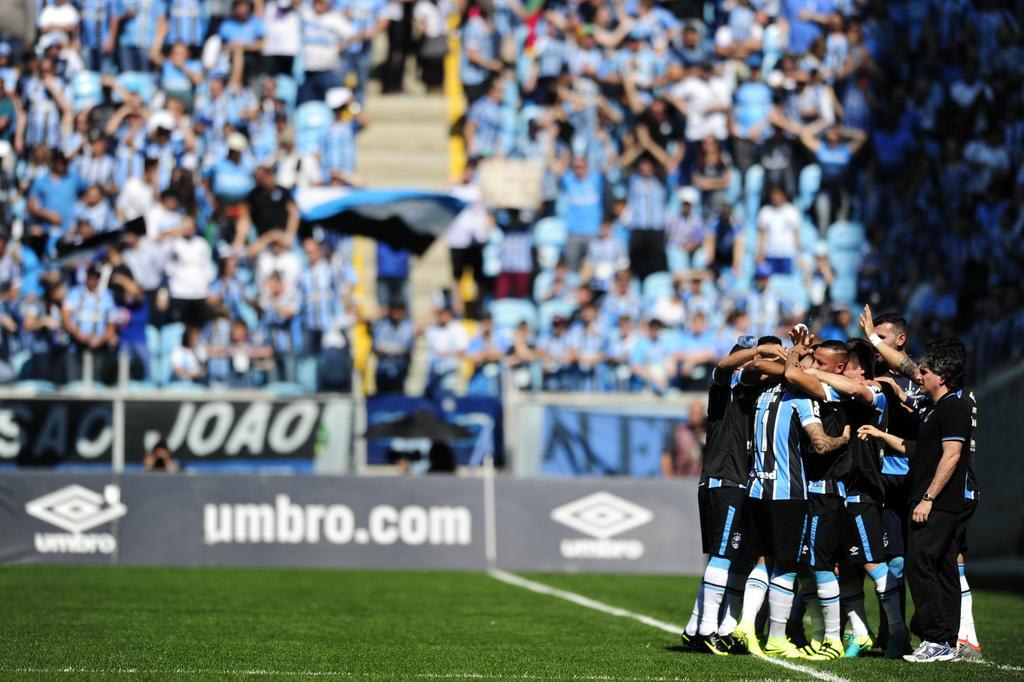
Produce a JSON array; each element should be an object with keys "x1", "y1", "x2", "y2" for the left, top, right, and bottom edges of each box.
[{"x1": 922, "y1": 493, "x2": 935, "y2": 502}]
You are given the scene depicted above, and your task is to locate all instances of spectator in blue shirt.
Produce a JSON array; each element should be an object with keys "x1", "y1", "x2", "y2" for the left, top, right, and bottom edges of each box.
[
  {"x1": 377, "y1": 241, "x2": 410, "y2": 309},
  {"x1": 624, "y1": 158, "x2": 669, "y2": 280},
  {"x1": 560, "y1": 155, "x2": 604, "y2": 270},
  {"x1": 62, "y1": 265, "x2": 118, "y2": 382},
  {"x1": 731, "y1": 56, "x2": 774, "y2": 173},
  {"x1": 219, "y1": 0, "x2": 265, "y2": 82},
  {"x1": 466, "y1": 314, "x2": 508, "y2": 397},
  {"x1": 372, "y1": 301, "x2": 415, "y2": 394},
  {"x1": 111, "y1": 0, "x2": 168, "y2": 72},
  {"x1": 464, "y1": 79, "x2": 503, "y2": 158},
  {"x1": 27, "y1": 152, "x2": 78, "y2": 243},
  {"x1": 460, "y1": 6, "x2": 501, "y2": 105},
  {"x1": 800, "y1": 120, "x2": 868, "y2": 232}
]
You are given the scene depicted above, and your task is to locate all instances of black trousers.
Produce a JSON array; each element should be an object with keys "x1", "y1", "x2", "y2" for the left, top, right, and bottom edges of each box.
[
  {"x1": 907, "y1": 508, "x2": 966, "y2": 645},
  {"x1": 627, "y1": 229, "x2": 667, "y2": 281}
]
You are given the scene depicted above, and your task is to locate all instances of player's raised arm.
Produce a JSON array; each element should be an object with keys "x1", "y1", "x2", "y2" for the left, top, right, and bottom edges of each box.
[
  {"x1": 805, "y1": 366, "x2": 875, "y2": 404},
  {"x1": 861, "y1": 304, "x2": 921, "y2": 384},
  {"x1": 783, "y1": 344, "x2": 827, "y2": 399}
]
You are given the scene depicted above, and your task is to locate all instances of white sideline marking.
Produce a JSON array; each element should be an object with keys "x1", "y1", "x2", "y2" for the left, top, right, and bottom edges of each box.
[
  {"x1": 488, "y1": 569, "x2": 850, "y2": 682},
  {"x1": 0, "y1": 670, "x2": 776, "y2": 681}
]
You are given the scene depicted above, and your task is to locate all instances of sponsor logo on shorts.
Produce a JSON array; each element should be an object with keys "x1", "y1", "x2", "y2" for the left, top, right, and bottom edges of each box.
[
  {"x1": 26, "y1": 484, "x2": 127, "y2": 554},
  {"x1": 550, "y1": 492, "x2": 653, "y2": 560}
]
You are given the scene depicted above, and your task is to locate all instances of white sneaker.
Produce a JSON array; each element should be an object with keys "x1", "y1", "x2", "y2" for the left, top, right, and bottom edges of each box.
[{"x1": 903, "y1": 641, "x2": 956, "y2": 663}]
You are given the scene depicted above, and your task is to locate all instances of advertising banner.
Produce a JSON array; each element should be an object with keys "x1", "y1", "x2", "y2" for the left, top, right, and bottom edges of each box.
[
  {"x1": 541, "y1": 407, "x2": 681, "y2": 477},
  {"x1": 0, "y1": 472, "x2": 486, "y2": 570},
  {"x1": 0, "y1": 472, "x2": 703, "y2": 574},
  {"x1": 493, "y1": 478, "x2": 702, "y2": 575},
  {"x1": 0, "y1": 399, "x2": 114, "y2": 468},
  {"x1": 366, "y1": 395, "x2": 504, "y2": 468}
]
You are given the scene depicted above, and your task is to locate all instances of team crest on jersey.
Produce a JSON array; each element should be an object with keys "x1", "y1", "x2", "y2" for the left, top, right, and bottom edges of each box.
[{"x1": 731, "y1": 532, "x2": 742, "y2": 550}]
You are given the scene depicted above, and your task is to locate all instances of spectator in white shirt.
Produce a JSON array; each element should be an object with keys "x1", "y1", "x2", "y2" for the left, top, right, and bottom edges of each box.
[
  {"x1": 255, "y1": 235, "x2": 302, "y2": 296},
  {"x1": 756, "y1": 185, "x2": 803, "y2": 276},
  {"x1": 425, "y1": 305, "x2": 468, "y2": 398},
  {"x1": 171, "y1": 325, "x2": 208, "y2": 383},
  {"x1": 165, "y1": 217, "x2": 216, "y2": 327},
  {"x1": 117, "y1": 157, "x2": 159, "y2": 222},
  {"x1": 262, "y1": 0, "x2": 302, "y2": 76},
  {"x1": 299, "y1": 0, "x2": 355, "y2": 104},
  {"x1": 38, "y1": 0, "x2": 79, "y2": 36}
]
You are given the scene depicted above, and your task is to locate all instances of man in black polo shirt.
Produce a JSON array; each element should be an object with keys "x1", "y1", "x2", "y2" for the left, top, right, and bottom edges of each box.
[
  {"x1": 681, "y1": 335, "x2": 784, "y2": 654},
  {"x1": 233, "y1": 164, "x2": 300, "y2": 256},
  {"x1": 902, "y1": 343, "x2": 972, "y2": 663}
]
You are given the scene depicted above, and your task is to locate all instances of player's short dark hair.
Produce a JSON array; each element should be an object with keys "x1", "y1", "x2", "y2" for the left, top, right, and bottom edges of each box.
[
  {"x1": 919, "y1": 340, "x2": 966, "y2": 392},
  {"x1": 757, "y1": 335, "x2": 782, "y2": 346},
  {"x1": 874, "y1": 313, "x2": 908, "y2": 337},
  {"x1": 816, "y1": 339, "x2": 850, "y2": 360},
  {"x1": 846, "y1": 339, "x2": 875, "y2": 379}
]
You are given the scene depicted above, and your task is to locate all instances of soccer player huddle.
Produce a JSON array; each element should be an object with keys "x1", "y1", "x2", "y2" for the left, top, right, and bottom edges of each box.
[{"x1": 683, "y1": 305, "x2": 981, "y2": 664}]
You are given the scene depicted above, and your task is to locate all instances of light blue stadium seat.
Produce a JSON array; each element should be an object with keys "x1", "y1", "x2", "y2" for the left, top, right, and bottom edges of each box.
[
  {"x1": 127, "y1": 380, "x2": 156, "y2": 391},
  {"x1": 800, "y1": 218, "x2": 820, "y2": 254},
  {"x1": 165, "y1": 381, "x2": 205, "y2": 392},
  {"x1": 71, "y1": 70, "x2": 103, "y2": 112},
  {"x1": 538, "y1": 299, "x2": 578, "y2": 333},
  {"x1": 826, "y1": 221, "x2": 866, "y2": 252},
  {"x1": 744, "y1": 164, "x2": 765, "y2": 224},
  {"x1": 532, "y1": 269, "x2": 554, "y2": 302},
  {"x1": 10, "y1": 351, "x2": 31, "y2": 378},
  {"x1": 642, "y1": 272, "x2": 675, "y2": 305},
  {"x1": 158, "y1": 323, "x2": 186, "y2": 386},
  {"x1": 724, "y1": 165, "x2": 742, "y2": 207},
  {"x1": 490, "y1": 299, "x2": 538, "y2": 331},
  {"x1": 296, "y1": 356, "x2": 318, "y2": 393},
  {"x1": 667, "y1": 245, "x2": 689, "y2": 274},
  {"x1": 15, "y1": 380, "x2": 56, "y2": 392},
  {"x1": 830, "y1": 275, "x2": 858, "y2": 305},
  {"x1": 295, "y1": 101, "x2": 333, "y2": 154},
  {"x1": 275, "y1": 74, "x2": 298, "y2": 111},
  {"x1": 112, "y1": 71, "x2": 155, "y2": 103},
  {"x1": 534, "y1": 216, "x2": 568, "y2": 270},
  {"x1": 797, "y1": 164, "x2": 821, "y2": 212},
  {"x1": 482, "y1": 229, "x2": 503, "y2": 277},
  {"x1": 762, "y1": 22, "x2": 782, "y2": 72},
  {"x1": 769, "y1": 273, "x2": 809, "y2": 313},
  {"x1": 263, "y1": 381, "x2": 305, "y2": 396},
  {"x1": 829, "y1": 250, "x2": 861, "y2": 279}
]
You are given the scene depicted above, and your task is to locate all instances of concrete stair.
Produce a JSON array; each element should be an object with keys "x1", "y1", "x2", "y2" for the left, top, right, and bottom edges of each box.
[{"x1": 355, "y1": 74, "x2": 456, "y2": 395}]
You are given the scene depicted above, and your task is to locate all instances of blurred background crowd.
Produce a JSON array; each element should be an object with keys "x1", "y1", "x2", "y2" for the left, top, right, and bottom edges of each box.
[{"x1": 0, "y1": 0, "x2": 1021, "y2": 396}]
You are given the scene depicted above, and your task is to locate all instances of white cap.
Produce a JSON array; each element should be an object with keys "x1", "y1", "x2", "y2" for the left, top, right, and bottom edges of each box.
[
  {"x1": 325, "y1": 87, "x2": 353, "y2": 110},
  {"x1": 227, "y1": 132, "x2": 248, "y2": 152},
  {"x1": 678, "y1": 186, "x2": 699, "y2": 205},
  {"x1": 149, "y1": 110, "x2": 175, "y2": 132}
]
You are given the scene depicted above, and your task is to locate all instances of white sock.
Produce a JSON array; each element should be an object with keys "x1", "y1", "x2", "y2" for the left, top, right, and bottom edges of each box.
[
  {"x1": 698, "y1": 556, "x2": 730, "y2": 635},
  {"x1": 958, "y1": 562, "x2": 978, "y2": 645},
  {"x1": 768, "y1": 570, "x2": 796, "y2": 640},
  {"x1": 741, "y1": 560, "x2": 769, "y2": 625},
  {"x1": 839, "y1": 571, "x2": 869, "y2": 638},
  {"x1": 868, "y1": 563, "x2": 903, "y2": 631},
  {"x1": 685, "y1": 584, "x2": 703, "y2": 637},
  {"x1": 814, "y1": 570, "x2": 840, "y2": 641},
  {"x1": 719, "y1": 565, "x2": 748, "y2": 635}
]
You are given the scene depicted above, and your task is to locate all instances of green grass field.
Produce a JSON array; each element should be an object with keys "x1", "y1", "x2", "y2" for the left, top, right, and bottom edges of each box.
[{"x1": 1, "y1": 566, "x2": 1021, "y2": 681}]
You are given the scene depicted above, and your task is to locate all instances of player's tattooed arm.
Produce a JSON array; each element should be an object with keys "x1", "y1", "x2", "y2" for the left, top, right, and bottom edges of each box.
[
  {"x1": 803, "y1": 422, "x2": 850, "y2": 455},
  {"x1": 860, "y1": 304, "x2": 922, "y2": 384}
]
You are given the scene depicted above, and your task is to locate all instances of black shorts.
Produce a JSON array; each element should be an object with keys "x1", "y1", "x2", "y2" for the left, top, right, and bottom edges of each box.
[
  {"x1": 699, "y1": 485, "x2": 746, "y2": 558},
  {"x1": 843, "y1": 501, "x2": 887, "y2": 565},
  {"x1": 804, "y1": 494, "x2": 845, "y2": 568},
  {"x1": 955, "y1": 500, "x2": 978, "y2": 557},
  {"x1": 882, "y1": 474, "x2": 911, "y2": 558},
  {"x1": 743, "y1": 498, "x2": 807, "y2": 570}
]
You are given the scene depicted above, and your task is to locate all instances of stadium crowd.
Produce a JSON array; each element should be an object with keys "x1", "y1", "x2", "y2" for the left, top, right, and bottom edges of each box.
[
  {"x1": 682, "y1": 309, "x2": 982, "y2": 663},
  {"x1": 0, "y1": 0, "x2": 1020, "y2": 396}
]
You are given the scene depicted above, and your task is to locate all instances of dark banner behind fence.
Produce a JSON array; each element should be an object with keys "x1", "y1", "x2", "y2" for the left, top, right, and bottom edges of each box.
[
  {"x1": 0, "y1": 397, "x2": 353, "y2": 473},
  {"x1": 0, "y1": 472, "x2": 702, "y2": 574},
  {"x1": 0, "y1": 400, "x2": 114, "y2": 467}
]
